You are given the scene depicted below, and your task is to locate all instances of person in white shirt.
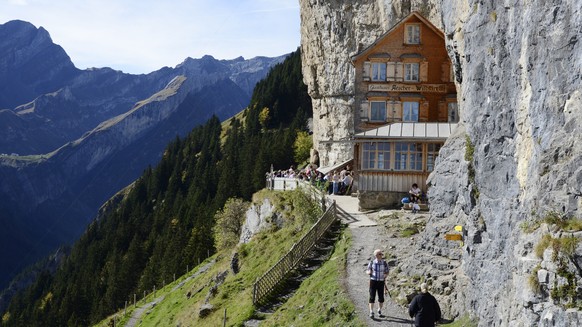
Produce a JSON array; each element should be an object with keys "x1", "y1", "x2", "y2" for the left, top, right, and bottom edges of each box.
[
  {"x1": 341, "y1": 172, "x2": 353, "y2": 194},
  {"x1": 366, "y1": 249, "x2": 389, "y2": 318},
  {"x1": 409, "y1": 183, "x2": 421, "y2": 203}
]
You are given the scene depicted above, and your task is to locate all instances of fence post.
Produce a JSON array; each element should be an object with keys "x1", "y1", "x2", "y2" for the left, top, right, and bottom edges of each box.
[
  {"x1": 134, "y1": 293, "x2": 136, "y2": 307},
  {"x1": 223, "y1": 308, "x2": 227, "y2": 327},
  {"x1": 124, "y1": 301, "x2": 127, "y2": 316},
  {"x1": 252, "y1": 279, "x2": 258, "y2": 305}
]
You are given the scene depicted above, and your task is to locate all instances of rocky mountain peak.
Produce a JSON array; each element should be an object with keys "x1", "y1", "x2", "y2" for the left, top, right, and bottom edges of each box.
[
  {"x1": 0, "y1": 19, "x2": 287, "y2": 292},
  {"x1": 0, "y1": 20, "x2": 79, "y2": 109}
]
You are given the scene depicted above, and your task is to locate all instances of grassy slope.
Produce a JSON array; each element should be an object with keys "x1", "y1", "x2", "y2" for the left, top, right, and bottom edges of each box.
[
  {"x1": 94, "y1": 191, "x2": 475, "y2": 327},
  {"x1": 94, "y1": 191, "x2": 365, "y2": 327}
]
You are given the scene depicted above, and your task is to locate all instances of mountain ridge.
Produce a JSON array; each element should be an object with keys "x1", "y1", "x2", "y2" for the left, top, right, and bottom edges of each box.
[{"x1": 0, "y1": 19, "x2": 287, "y2": 290}]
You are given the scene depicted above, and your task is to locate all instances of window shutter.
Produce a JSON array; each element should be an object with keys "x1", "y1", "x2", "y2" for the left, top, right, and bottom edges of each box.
[
  {"x1": 392, "y1": 101, "x2": 402, "y2": 122},
  {"x1": 360, "y1": 101, "x2": 369, "y2": 121},
  {"x1": 386, "y1": 62, "x2": 396, "y2": 81},
  {"x1": 420, "y1": 100, "x2": 429, "y2": 122},
  {"x1": 395, "y1": 63, "x2": 404, "y2": 82},
  {"x1": 441, "y1": 62, "x2": 451, "y2": 82},
  {"x1": 438, "y1": 101, "x2": 447, "y2": 122},
  {"x1": 420, "y1": 62, "x2": 428, "y2": 82},
  {"x1": 363, "y1": 62, "x2": 371, "y2": 81}
]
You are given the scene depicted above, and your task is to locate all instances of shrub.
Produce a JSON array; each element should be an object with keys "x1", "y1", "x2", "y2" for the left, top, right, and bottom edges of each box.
[
  {"x1": 528, "y1": 265, "x2": 541, "y2": 294},
  {"x1": 213, "y1": 198, "x2": 249, "y2": 251},
  {"x1": 293, "y1": 131, "x2": 312, "y2": 164},
  {"x1": 534, "y1": 234, "x2": 552, "y2": 258}
]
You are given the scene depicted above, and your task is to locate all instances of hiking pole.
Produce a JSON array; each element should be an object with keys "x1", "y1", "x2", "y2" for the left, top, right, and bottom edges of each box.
[{"x1": 384, "y1": 284, "x2": 390, "y2": 299}]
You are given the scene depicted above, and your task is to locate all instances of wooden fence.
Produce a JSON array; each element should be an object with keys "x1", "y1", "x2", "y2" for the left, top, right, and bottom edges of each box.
[{"x1": 252, "y1": 200, "x2": 337, "y2": 305}]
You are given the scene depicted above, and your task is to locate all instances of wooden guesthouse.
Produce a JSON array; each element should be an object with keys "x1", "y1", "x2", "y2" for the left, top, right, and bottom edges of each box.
[{"x1": 350, "y1": 12, "x2": 458, "y2": 209}]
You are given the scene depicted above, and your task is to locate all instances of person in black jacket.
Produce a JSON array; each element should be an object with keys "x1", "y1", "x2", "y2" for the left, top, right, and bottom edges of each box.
[{"x1": 408, "y1": 282, "x2": 441, "y2": 327}]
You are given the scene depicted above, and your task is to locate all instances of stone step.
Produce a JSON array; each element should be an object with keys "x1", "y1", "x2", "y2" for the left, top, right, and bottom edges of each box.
[{"x1": 402, "y1": 203, "x2": 429, "y2": 211}]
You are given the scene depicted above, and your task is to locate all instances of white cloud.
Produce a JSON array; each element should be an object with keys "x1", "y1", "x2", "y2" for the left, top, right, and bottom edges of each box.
[{"x1": 0, "y1": 0, "x2": 300, "y2": 74}]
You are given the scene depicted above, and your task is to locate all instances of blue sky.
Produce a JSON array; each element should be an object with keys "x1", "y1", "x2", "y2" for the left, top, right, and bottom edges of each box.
[{"x1": 0, "y1": 0, "x2": 301, "y2": 74}]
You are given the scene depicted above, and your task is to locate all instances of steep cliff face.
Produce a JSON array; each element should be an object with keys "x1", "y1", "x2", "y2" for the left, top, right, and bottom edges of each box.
[
  {"x1": 435, "y1": 1, "x2": 582, "y2": 325},
  {"x1": 300, "y1": 0, "x2": 582, "y2": 325}
]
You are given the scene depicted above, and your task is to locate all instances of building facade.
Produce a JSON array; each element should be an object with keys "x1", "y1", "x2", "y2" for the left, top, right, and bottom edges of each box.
[{"x1": 350, "y1": 12, "x2": 458, "y2": 209}]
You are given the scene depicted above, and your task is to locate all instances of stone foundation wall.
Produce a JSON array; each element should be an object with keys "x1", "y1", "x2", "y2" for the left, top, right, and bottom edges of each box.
[{"x1": 358, "y1": 191, "x2": 406, "y2": 211}]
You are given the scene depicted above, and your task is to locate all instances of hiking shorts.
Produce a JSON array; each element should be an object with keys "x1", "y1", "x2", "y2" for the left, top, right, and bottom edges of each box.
[{"x1": 369, "y1": 280, "x2": 385, "y2": 303}]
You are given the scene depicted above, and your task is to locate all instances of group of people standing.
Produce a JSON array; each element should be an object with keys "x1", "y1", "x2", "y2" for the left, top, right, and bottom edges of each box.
[
  {"x1": 269, "y1": 164, "x2": 354, "y2": 195},
  {"x1": 367, "y1": 248, "x2": 441, "y2": 326},
  {"x1": 324, "y1": 168, "x2": 353, "y2": 195}
]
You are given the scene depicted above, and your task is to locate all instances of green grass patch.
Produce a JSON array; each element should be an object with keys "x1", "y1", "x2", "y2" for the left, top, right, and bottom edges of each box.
[
  {"x1": 440, "y1": 314, "x2": 479, "y2": 327},
  {"x1": 524, "y1": 211, "x2": 582, "y2": 234},
  {"x1": 534, "y1": 234, "x2": 580, "y2": 259},
  {"x1": 401, "y1": 226, "x2": 420, "y2": 237},
  {"x1": 260, "y1": 229, "x2": 365, "y2": 327},
  {"x1": 534, "y1": 234, "x2": 553, "y2": 258},
  {"x1": 520, "y1": 219, "x2": 542, "y2": 234},
  {"x1": 543, "y1": 211, "x2": 582, "y2": 232},
  {"x1": 528, "y1": 264, "x2": 541, "y2": 294},
  {"x1": 531, "y1": 232, "x2": 581, "y2": 308}
]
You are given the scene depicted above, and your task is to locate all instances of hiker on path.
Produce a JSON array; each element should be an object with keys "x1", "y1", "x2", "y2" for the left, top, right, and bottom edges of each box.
[
  {"x1": 408, "y1": 282, "x2": 442, "y2": 327},
  {"x1": 366, "y1": 249, "x2": 389, "y2": 318}
]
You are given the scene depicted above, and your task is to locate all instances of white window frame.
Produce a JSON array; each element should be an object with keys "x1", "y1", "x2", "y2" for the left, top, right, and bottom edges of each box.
[
  {"x1": 371, "y1": 62, "x2": 387, "y2": 81},
  {"x1": 405, "y1": 24, "x2": 421, "y2": 44},
  {"x1": 360, "y1": 142, "x2": 445, "y2": 172},
  {"x1": 369, "y1": 101, "x2": 387, "y2": 122},
  {"x1": 394, "y1": 143, "x2": 422, "y2": 171},
  {"x1": 362, "y1": 142, "x2": 391, "y2": 170},
  {"x1": 404, "y1": 63, "x2": 420, "y2": 82},
  {"x1": 402, "y1": 101, "x2": 419, "y2": 122}
]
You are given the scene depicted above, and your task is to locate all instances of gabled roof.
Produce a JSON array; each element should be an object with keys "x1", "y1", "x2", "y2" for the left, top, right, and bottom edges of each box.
[
  {"x1": 354, "y1": 122, "x2": 457, "y2": 141},
  {"x1": 351, "y1": 11, "x2": 445, "y2": 63}
]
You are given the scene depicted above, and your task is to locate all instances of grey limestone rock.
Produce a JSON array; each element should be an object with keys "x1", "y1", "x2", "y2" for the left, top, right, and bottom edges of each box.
[{"x1": 300, "y1": 0, "x2": 582, "y2": 325}]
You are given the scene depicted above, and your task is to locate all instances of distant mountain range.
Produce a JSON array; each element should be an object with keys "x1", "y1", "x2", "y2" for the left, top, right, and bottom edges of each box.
[{"x1": 0, "y1": 19, "x2": 287, "y2": 290}]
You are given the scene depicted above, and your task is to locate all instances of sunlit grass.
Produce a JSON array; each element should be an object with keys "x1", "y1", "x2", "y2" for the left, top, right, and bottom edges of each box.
[
  {"x1": 440, "y1": 314, "x2": 478, "y2": 327},
  {"x1": 94, "y1": 189, "x2": 351, "y2": 327}
]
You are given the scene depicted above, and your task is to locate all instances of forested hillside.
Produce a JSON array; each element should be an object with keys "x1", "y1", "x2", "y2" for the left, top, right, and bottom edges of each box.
[{"x1": 2, "y1": 48, "x2": 312, "y2": 326}]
